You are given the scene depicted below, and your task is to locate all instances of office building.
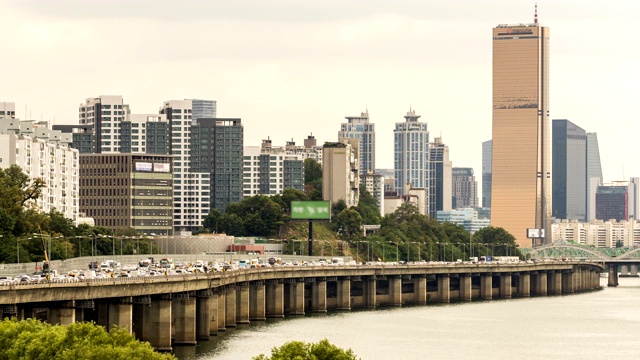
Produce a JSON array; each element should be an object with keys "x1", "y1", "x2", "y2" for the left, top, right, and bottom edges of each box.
[
  {"x1": 428, "y1": 137, "x2": 452, "y2": 216},
  {"x1": 482, "y1": 140, "x2": 492, "y2": 209},
  {"x1": 0, "y1": 119, "x2": 79, "y2": 222},
  {"x1": 338, "y1": 111, "x2": 375, "y2": 174},
  {"x1": 322, "y1": 139, "x2": 359, "y2": 207},
  {"x1": 452, "y1": 167, "x2": 478, "y2": 209},
  {"x1": 491, "y1": 16, "x2": 551, "y2": 248},
  {"x1": 552, "y1": 120, "x2": 587, "y2": 221},
  {"x1": 586, "y1": 133, "x2": 603, "y2": 220},
  {"x1": 242, "y1": 143, "x2": 305, "y2": 197},
  {"x1": 394, "y1": 109, "x2": 429, "y2": 210},
  {"x1": 595, "y1": 185, "x2": 628, "y2": 222},
  {"x1": 79, "y1": 153, "x2": 173, "y2": 235}
]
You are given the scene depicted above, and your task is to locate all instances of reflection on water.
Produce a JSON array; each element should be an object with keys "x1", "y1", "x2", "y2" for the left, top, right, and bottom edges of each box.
[{"x1": 174, "y1": 277, "x2": 640, "y2": 360}]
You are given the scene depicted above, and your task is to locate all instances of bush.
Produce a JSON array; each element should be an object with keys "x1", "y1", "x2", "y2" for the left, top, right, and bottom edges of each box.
[{"x1": 253, "y1": 338, "x2": 359, "y2": 360}]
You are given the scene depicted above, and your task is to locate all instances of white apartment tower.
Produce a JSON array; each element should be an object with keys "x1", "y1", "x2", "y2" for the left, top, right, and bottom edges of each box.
[
  {"x1": 78, "y1": 95, "x2": 130, "y2": 153},
  {"x1": 0, "y1": 118, "x2": 79, "y2": 221},
  {"x1": 160, "y1": 99, "x2": 216, "y2": 232},
  {"x1": 394, "y1": 109, "x2": 429, "y2": 207},
  {"x1": 338, "y1": 111, "x2": 375, "y2": 174},
  {"x1": 1, "y1": 102, "x2": 16, "y2": 119}
]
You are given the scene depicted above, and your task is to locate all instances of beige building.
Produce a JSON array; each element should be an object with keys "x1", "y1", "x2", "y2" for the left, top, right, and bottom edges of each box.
[
  {"x1": 552, "y1": 219, "x2": 640, "y2": 248},
  {"x1": 322, "y1": 139, "x2": 359, "y2": 207},
  {"x1": 79, "y1": 153, "x2": 173, "y2": 235},
  {"x1": 491, "y1": 17, "x2": 551, "y2": 248}
]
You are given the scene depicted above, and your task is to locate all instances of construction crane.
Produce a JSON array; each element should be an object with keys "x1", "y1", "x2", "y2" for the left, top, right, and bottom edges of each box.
[{"x1": 37, "y1": 225, "x2": 51, "y2": 276}]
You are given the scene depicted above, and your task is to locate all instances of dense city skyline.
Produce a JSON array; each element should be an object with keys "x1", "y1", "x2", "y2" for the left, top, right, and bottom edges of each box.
[{"x1": 2, "y1": 0, "x2": 639, "y2": 193}]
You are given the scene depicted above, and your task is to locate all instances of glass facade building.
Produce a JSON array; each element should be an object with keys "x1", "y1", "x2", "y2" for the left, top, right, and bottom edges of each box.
[
  {"x1": 394, "y1": 110, "x2": 429, "y2": 204},
  {"x1": 552, "y1": 120, "x2": 587, "y2": 221},
  {"x1": 338, "y1": 111, "x2": 375, "y2": 174},
  {"x1": 482, "y1": 140, "x2": 492, "y2": 209},
  {"x1": 491, "y1": 21, "x2": 550, "y2": 248}
]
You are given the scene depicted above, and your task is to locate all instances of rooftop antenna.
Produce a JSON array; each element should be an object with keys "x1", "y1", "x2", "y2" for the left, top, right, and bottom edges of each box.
[{"x1": 534, "y1": 2, "x2": 538, "y2": 24}]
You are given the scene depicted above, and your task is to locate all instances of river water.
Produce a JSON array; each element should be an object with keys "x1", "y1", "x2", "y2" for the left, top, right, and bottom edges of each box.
[{"x1": 174, "y1": 277, "x2": 640, "y2": 360}]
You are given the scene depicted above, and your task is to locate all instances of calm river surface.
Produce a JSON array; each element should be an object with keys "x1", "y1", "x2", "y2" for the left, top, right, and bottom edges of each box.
[{"x1": 174, "y1": 277, "x2": 640, "y2": 360}]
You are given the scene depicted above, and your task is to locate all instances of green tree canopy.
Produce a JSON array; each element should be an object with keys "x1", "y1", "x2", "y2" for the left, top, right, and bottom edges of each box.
[
  {"x1": 304, "y1": 158, "x2": 323, "y2": 200},
  {"x1": 334, "y1": 208, "x2": 363, "y2": 239},
  {"x1": 472, "y1": 226, "x2": 522, "y2": 257},
  {"x1": 355, "y1": 185, "x2": 381, "y2": 225},
  {"x1": 253, "y1": 339, "x2": 358, "y2": 360},
  {"x1": 0, "y1": 318, "x2": 175, "y2": 360}
]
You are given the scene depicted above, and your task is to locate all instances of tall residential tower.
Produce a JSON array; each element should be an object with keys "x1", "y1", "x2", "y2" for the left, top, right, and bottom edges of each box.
[
  {"x1": 338, "y1": 111, "x2": 375, "y2": 174},
  {"x1": 491, "y1": 13, "x2": 551, "y2": 248},
  {"x1": 394, "y1": 109, "x2": 429, "y2": 207}
]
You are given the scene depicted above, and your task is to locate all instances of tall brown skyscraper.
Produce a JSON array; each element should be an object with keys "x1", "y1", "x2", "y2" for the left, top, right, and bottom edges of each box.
[{"x1": 491, "y1": 12, "x2": 551, "y2": 248}]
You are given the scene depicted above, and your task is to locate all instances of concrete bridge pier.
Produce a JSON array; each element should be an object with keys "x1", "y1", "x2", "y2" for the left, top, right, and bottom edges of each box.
[
  {"x1": 49, "y1": 301, "x2": 75, "y2": 326},
  {"x1": 438, "y1": 275, "x2": 450, "y2": 303},
  {"x1": 250, "y1": 281, "x2": 266, "y2": 321},
  {"x1": 538, "y1": 272, "x2": 548, "y2": 296},
  {"x1": 562, "y1": 271, "x2": 574, "y2": 293},
  {"x1": 389, "y1": 276, "x2": 402, "y2": 306},
  {"x1": 607, "y1": 266, "x2": 619, "y2": 287},
  {"x1": 413, "y1": 275, "x2": 427, "y2": 304},
  {"x1": 146, "y1": 295, "x2": 172, "y2": 351},
  {"x1": 196, "y1": 290, "x2": 211, "y2": 340},
  {"x1": 480, "y1": 274, "x2": 492, "y2": 300},
  {"x1": 365, "y1": 276, "x2": 377, "y2": 308},
  {"x1": 337, "y1": 277, "x2": 352, "y2": 310},
  {"x1": 631, "y1": 265, "x2": 638, "y2": 277},
  {"x1": 549, "y1": 271, "x2": 562, "y2": 295},
  {"x1": 591, "y1": 270, "x2": 599, "y2": 289},
  {"x1": 519, "y1": 272, "x2": 531, "y2": 297},
  {"x1": 208, "y1": 290, "x2": 219, "y2": 335},
  {"x1": 500, "y1": 273, "x2": 512, "y2": 299},
  {"x1": 311, "y1": 278, "x2": 327, "y2": 313},
  {"x1": 217, "y1": 289, "x2": 226, "y2": 330},
  {"x1": 108, "y1": 298, "x2": 133, "y2": 333},
  {"x1": 286, "y1": 279, "x2": 305, "y2": 315},
  {"x1": 236, "y1": 283, "x2": 250, "y2": 324},
  {"x1": 459, "y1": 274, "x2": 472, "y2": 301},
  {"x1": 620, "y1": 265, "x2": 629, "y2": 276},
  {"x1": 266, "y1": 280, "x2": 284, "y2": 318},
  {"x1": 173, "y1": 293, "x2": 197, "y2": 345},
  {"x1": 225, "y1": 286, "x2": 237, "y2": 327}
]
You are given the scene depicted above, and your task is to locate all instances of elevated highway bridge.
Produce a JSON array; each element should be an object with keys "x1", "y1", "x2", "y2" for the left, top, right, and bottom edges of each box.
[{"x1": 0, "y1": 261, "x2": 603, "y2": 351}]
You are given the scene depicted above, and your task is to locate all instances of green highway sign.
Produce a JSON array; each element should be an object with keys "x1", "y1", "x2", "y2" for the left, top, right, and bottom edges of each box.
[{"x1": 291, "y1": 201, "x2": 331, "y2": 220}]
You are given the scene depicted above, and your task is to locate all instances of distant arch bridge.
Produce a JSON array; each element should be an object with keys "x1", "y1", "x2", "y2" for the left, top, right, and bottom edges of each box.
[{"x1": 525, "y1": 241, "x2": 640, "y2": 261}]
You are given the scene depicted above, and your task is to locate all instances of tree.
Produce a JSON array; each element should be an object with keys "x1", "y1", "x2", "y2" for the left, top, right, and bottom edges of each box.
[
  {"x1": 472, "y1": 226, "x2": 521, "y2": 257},
  {"x1": 356, "y1": 185, "x2": 381, "y2": 225},
  {"x1": 0, "y1": 318, "x2": 175, "y2": 360},
  {"x1": 334, "y1": 209, "x2": 363, "y2": 239},
  {"x1": 304, "y1": 158, "x2": 323, "y2": 200},
  {"x1": 202, "y1": 209, "x2": 223, "y2": 233},
  {"x1": 332, "y1": 199, "x2": 348, "y2": 217},
  {"x1": 253, "y1": 339, "x2": 358, "y2": 360}
]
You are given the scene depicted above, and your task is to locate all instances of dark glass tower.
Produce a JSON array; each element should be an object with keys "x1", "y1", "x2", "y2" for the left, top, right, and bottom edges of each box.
[{"x1": 552, "y1": 120, "x2": 587, "y2": 221}]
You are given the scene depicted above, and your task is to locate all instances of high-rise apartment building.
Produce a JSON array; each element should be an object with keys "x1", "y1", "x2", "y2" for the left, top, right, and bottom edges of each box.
[
  {"x1": 0, "y1": 102, "x2": 15, "y2": 119},
  {"x1": 394, "y1": 109, "x2": 429, "y2": 206},
  {"x1": 452, "y1": 167, "x2": 478, "y2": 209},
  {"x1": 120, "y1": 114, "x2": 170, "y2": 154},
  {"x1": 428, "y1": 137, "x2": 452, "y2": 216},
  {"x1": 491, "y1": 16, "x2": 550, "y2": 248},
  {"x1": 242, "y1": 143, "x2": 305, "y2": 197},
  {"x1": 552, "y1": 120, "x2": 587, "y2": 221},
  {"x1": 0, "y1": 118, "x2": 79, "y2": 222},
  {"x1": 323, "y1": 139, "x2": 359, "y2": 207},
  {"x1": 586, "y1": 133, "x2": 603, "y2": 220},
  {"x1": 260, "y1": 136, "x2": 324, "y2": 165},
  {"x1": 190, "y1": 118, "x2": 243, "y2": 214},
  {"x1": 78, "y1": 95, "x2": 130, "y2": 153},
  {"x1": 361, "y1": 170, "x2": 384, "y2": 217},
  {"x1": 482, "y1": 140, "x2": 492, "y2": 209},
  {"x1": 159, "y1": 99, "x2": 217, "y2": 232},
  {"x1": 338, "y1": 111, "x2": 375, "y2": 174}
]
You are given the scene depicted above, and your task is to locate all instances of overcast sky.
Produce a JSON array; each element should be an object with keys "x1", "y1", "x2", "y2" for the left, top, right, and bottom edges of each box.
[{"x1": 2, "y1": 0, "x2": 639, "y2": 189}]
